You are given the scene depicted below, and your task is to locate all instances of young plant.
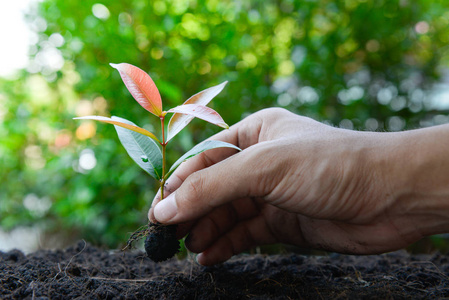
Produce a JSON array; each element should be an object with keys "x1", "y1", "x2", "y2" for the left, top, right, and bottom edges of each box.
[{"x1": 75, "y1": 63, "x2": 240, "y2": 261}]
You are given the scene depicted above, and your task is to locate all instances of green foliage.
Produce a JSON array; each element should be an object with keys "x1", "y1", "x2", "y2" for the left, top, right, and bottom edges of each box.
[
  {"x1": 1, "y1": 0, "x2": 449, "y2": 247},
  {"x1": 112, "y1": 116, "x2": 163, "y2": 180}
]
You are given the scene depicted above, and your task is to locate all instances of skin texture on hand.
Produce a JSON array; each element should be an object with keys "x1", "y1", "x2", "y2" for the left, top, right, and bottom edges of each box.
[{"x1": 148, "y1": 108, "x2": 449, "y2": 266}]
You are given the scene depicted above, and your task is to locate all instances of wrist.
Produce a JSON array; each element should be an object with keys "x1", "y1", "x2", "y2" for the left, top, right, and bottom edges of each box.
[{"x1": 388, "y1": 125, "x2": 449, "y2": 237}]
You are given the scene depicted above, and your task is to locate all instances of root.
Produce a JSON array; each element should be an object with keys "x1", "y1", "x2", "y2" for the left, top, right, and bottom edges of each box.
[
  {"x1": 122, "y1": 223, "x2": 150, "y2": 251},
  {"x1": 51, "y1": 240, "x2": 87, "y2": 282}
]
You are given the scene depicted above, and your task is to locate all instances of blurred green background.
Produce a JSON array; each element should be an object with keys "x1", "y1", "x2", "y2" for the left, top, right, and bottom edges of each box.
[{"x1": 1, "y1": 0, "x2": 449, "y2": 251}]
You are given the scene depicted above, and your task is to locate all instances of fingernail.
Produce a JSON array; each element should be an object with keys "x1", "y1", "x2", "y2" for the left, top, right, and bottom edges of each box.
[
  {"x1": 195, "y1": 253, "x2": 206, "y2": 266},
  {"x1": 154, "y1": 193, "x2": 177, "y2": 222}
]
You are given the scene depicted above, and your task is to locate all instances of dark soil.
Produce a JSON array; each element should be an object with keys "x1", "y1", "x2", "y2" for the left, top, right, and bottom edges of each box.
[
  {"x1": 124, "y1": 222, "x2": 179, "y2": 263},
  {"x1": 144, "y1": 223, "x2": 179, "y2": 262},
  {"x1": 2, "y1": 240, "x2": 449, "y2": 299}
]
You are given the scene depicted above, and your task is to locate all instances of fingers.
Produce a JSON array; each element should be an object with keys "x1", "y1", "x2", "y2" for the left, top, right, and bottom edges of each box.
[
  {"x1": 148, "y1": 116, "x2": 258, "y2": 222},
  {"x1": 153, "y1": 143, "x2": 279, "y2": 224},
  {"x1": 193, "y1": 217, "x2": 277, "y2": 266},
  {"x1": 186, "y1": 202, "x2": 306, "y2": 265},
  {"x1": 147, "y1": 173, "x2": 184, "y2": 222},
  {"x1": 148, "y1": 145, "x2": 240, "y2": 222},
  {"x1": 184, "y1": 197, "x2": 262, "y2": 252}
]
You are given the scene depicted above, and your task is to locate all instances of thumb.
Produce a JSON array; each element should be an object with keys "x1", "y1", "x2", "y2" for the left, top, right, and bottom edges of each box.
[{"x1": 153, "y1": 146, "x2": 273, "y2": 224}]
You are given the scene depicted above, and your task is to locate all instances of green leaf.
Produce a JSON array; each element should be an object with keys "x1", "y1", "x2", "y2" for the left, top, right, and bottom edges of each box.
[
  {"x1": 112, "y1": 116, "x2": 163, "y2": 180},
  {"x1": 166, "y1": 140, "x2": 241, "y2": 179}
]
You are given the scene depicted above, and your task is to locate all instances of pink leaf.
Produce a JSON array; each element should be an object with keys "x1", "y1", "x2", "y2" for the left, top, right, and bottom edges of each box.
[
  {"x1": 110, "y1": 63, "x2": 163, "y2": 117},
  {"x1": 74, "y1": 115, "x2": 161, "y2": 144},
  {"x1": 167, "y1": 104, "x2": 229, "y2": 131},
  {"x1": 167, "y1": 81, "x2": 227, "y2": 142}
]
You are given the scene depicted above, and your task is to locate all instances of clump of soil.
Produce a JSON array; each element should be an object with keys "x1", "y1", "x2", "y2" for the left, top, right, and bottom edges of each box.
[
  {"x1": 145, "y1": 223, "x2": 179, "y2": 262},
  {"x1": 124, "y1": 222, "x2": 179, "y2": 262},
  {"x1": 2, "y1": 240, "x2": 449, "y2": 299}
]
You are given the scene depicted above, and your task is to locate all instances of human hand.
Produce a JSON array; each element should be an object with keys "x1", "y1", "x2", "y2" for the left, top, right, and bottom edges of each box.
[{"x1": 148, "y1": 108, "x2": 449, "y2": 265}]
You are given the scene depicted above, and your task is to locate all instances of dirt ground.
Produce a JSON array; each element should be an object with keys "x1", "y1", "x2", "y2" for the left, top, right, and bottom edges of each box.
[{"x1": 2, "y1": 240, "x2": 449, "y2": 299}]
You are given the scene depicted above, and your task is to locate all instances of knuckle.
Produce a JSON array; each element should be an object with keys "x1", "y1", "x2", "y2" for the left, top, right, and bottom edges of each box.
[
  {"x1": 251, "y1": 107, "x2": 296, "y2": 127},
  {"x1": 183, "y1": 171, "x2": 206, "y2": 199},
  {"x1": 259, "y1": 107, "x2": 290, "y2": 118}
]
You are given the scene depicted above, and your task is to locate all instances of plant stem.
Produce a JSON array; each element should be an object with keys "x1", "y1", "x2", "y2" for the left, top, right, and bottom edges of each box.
[{"x1": 160, "y1": 116, "x2": 167, "y2": 201}]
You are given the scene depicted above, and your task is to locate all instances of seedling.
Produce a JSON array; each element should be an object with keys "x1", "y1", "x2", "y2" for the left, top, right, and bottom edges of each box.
[{"x1": 75, "y1": 63, "x2": 240, "y2": 261}]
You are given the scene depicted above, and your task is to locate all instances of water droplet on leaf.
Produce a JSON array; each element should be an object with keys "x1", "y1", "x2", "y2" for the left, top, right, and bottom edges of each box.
[{"x1": 141, "y1": 155, "x2": 149, "y2": 162}]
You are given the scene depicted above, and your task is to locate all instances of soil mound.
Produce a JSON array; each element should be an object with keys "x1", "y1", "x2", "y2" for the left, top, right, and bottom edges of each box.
[{"x1": 2, "y1": 241, "x2": 449, "y2": 299}]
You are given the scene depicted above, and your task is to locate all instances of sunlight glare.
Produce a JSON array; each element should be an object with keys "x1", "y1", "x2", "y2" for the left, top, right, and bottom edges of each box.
[{"x1": 0, "y1": 1, "x2": 36, "y2": 78}]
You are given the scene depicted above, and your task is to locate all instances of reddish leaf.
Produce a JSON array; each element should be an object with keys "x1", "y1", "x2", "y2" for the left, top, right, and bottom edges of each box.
[
  {"x1": 110, "y1": 63, "x2": 163, "y2": 117},
  {"x1": 167, "y1": 81, "x2": 227, "y2": 141},
  {"x1": 74, "y1": 115, "x2": 161, "y2": 144},
  {"x1": 167, "y1": 104, "x2": 229, "y2": 130}
]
